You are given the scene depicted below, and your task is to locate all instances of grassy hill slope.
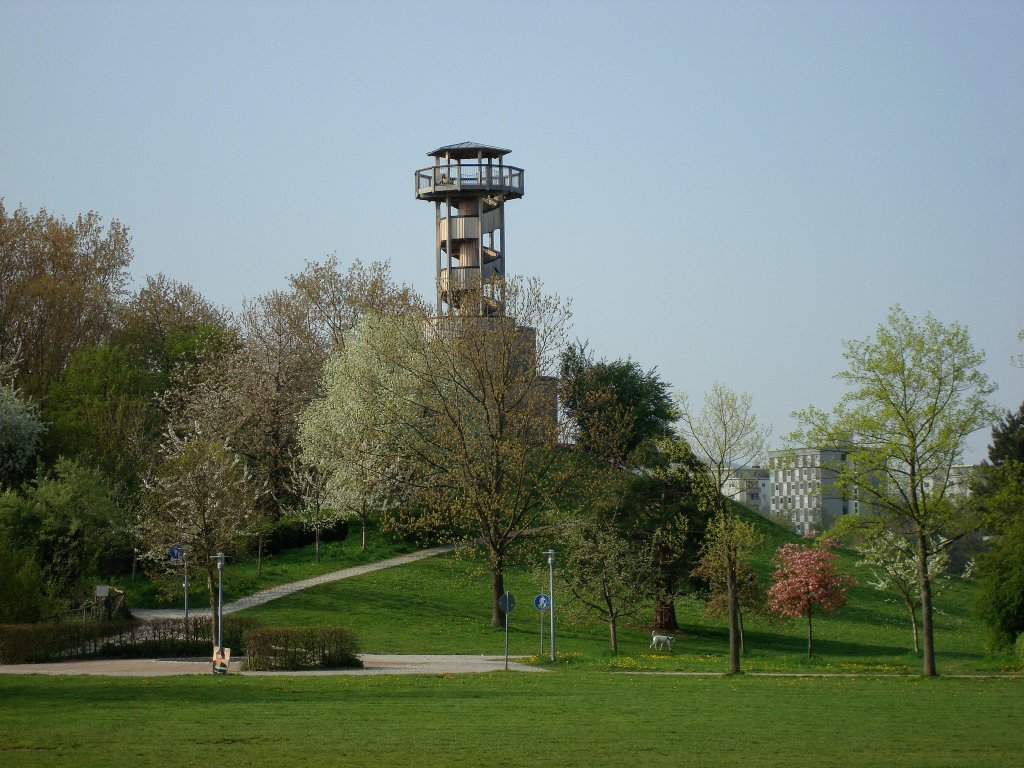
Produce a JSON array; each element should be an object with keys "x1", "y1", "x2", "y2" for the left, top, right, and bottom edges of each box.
[{"x1": 235, "y1": 508, "x2": 1016, "y2": 674}]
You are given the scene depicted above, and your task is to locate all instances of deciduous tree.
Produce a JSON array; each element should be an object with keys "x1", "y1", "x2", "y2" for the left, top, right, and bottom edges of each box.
[
  {"x1": 0, "y1": 201, "x2": 132, "y2": 398},
  {"x1": 561, "y1": 516, "x2": 655, "y2": 653},
  {"x1": 559, "y1": 344, "x2": 677, "y2": 465},
  {"x1": 855, "y1": 526, "x2": 952, "y2": 653},
  {"x1": 304, "y1": 278, "x2": 584, "y2": 627},
  {"x1": 677, "y1": 382, "x2": 770, "y2": 673},
  {"x1": 0, "y1": 383, "x2": 44, "y2": 488},
  {"x1": 691, "y1": 510, "x2": 762, "y2": 662},
  {"x1": 792, "y1": 305, "x2": 997, "y2": 675},
  {"x1": 768, "y1": 536, "x2": 854, "y2": 658},
  {"x1": 138, "y1": 426, "x2": 262, "y2": 647}
]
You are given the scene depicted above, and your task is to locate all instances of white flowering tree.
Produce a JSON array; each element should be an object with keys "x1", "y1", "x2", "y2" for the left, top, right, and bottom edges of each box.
[
  {"x1": 856, "y1": 527, "x2": 952, "y2": 654},
  {"x1": 0, "y1": 383, "x2": 44, "y2": 488},
  {"x1": 286, "y1": 458, "x2": 344, "y2": 561},
  {"x1": 138, "y1": 425, "x2": 262, "y2": 646},
  {"x1": 299, "y1": 314, "x2": 417, "y2": 552}
]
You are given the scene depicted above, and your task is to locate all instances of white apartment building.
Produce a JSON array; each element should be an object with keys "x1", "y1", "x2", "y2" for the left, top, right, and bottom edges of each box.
[
  {"x1": 767, "y1": 447, "x2": 864, "y2": 534},
  {"x1": 721, "y1": 466, "x2": 771, "y2": 514}
]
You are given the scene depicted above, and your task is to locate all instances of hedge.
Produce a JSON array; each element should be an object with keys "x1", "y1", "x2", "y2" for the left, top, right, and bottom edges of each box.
[
  {"x1": 0, "y1": 615, "x2": 262, "y2": 664},
  {"x1": 243, "y1": 627, "x2": 361, "y2": 671}
]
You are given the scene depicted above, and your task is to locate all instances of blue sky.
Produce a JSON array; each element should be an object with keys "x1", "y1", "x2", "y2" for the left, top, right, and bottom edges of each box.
[{"x1": 2, "y1": 0, "x2": 1022, "y2": 461}]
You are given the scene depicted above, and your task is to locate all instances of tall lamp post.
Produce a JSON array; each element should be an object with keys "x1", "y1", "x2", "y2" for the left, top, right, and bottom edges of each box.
[
  {"x1": 212, "y1": 552, "x2": 225, "y2": 655},
  {"x1": 543, "y1": 550, "x2": 556, "y2": 660}
]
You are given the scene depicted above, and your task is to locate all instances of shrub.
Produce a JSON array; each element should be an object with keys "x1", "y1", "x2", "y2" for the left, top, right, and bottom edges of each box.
[
  {"x1": 0, "y1": 614, "x2": 263, "y2": 664},
  {"x1": 243, "y1": 627, "x2": 361, "y2": 671}
]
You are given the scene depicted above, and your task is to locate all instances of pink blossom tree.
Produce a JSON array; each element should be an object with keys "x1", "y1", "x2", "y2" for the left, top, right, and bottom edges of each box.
[{"x1": 767, "y1": 536, "x2": 854, "y2": 658}]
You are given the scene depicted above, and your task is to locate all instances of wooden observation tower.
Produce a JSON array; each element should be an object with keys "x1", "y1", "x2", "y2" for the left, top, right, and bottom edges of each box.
[{"x1": 414, "y1": 142, "x2": 524, "y2": 317}]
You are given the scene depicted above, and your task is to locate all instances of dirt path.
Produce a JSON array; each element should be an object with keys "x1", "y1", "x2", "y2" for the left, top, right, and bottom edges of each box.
[{"x1": 131, "y1": 543, "x2": 458, "y2": 622}]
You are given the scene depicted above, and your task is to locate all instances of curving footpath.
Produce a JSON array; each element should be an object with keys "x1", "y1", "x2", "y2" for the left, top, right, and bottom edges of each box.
[{"x1": 131, "y1": 543, "x2": 459, "y2": 622}]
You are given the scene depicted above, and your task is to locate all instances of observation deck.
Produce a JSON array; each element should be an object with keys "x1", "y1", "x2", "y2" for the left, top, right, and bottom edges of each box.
[{"x1": 415, "y1": 163, "x2": 524, "y2": 201}]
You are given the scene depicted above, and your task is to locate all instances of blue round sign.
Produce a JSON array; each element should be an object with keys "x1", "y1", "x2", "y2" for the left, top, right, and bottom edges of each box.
[
  {"x1": 534, "y1": 594, "x2": 550, "y2": 611},
  {"x1": 498, "y1": 592, "x2": 516, "y2": 613},
  {"x1": 169, "y1": 545, "x2": 183, "y2": 560}
]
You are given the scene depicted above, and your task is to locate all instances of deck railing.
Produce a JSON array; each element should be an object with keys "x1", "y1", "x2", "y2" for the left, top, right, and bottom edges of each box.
[{"x1": 415, "y1": 163, "x2": 524, "y2": 198}]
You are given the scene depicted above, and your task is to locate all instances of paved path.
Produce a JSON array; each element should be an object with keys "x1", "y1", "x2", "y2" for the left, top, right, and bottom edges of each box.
[
  {"x1": 0, "y1": 654, "x2": 545, "y2": 676},
  {"x1": 131, "y1": 543, "x2": 459, "y2": 621}
]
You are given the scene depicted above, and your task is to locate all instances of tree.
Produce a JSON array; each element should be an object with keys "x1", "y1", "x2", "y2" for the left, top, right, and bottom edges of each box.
[
  {"x1": 138, "y1": 426, "x2": 262, "y2": 647},
  {"x1": 691, "y1": 510, "x2": 762, "y2": 660},
  {"x1": 973, "y1": 508, "x2": 1024, "y2": 648},
  {"x1": 676, "y1": 382, "x2": 770, "y2": 673},
  {"x1": 0, "y1": 383, "x2": 45, "y2": 488},
  {"x1": 561, "y1": 516, "x2": 655, "y2": 653},
  {"x1": 288, "y1": 255, "x2": 426, "y2": 352},
  {"x1": 0, "y1": 458, "x2": 128, "y2": 605},
  {"x1": 855, "y1": 526, "x2": 952, "y2": 653},
  {"x1": 304, "y1": 278, "x2": 584, "y2": 627},
  {"x1": 627, "y1": 436, "x2": 705, "y2": 631},
  {"x1": 792, "y1": 305, "x2": 997, "y2": 675},
  {"x1": 558, "y1": 348, "x2": 698, "y2": 630},
  {"x1": 0, "y1": 529, "x2": 52, "y2": 622},
  {"x1": 971, "y1": 409, "x2": 1024, "y2": 647},
  {"x1": 286, "y1": 458, "x2": 344, "y2": 563},
  {"x1": 299, "y1": 314, "x2": 412, "y2": 552},
  {"x1": 0, "y1": 201, "x2": 133, "y2": 399},
  {"x1": 41, "y1": 343, "x2": 161, "y2": 493},
  {"x1": 559, "y1": 343, "x2": 677, "y2": 465},
  {"x1": 988, "y1": 402, "x2": 1024, "y2": 465},
  {"x1": 767, "y1": 536, "x2": 854, "y2": 658}
]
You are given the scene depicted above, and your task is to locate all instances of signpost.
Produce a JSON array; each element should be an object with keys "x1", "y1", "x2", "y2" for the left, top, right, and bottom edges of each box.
[
  {"x1": 499, "y1": 591, "x2": 515, "y2": 671},
  {"x1": 534, "y1": 594, "x2": 550, "y2": 656}
]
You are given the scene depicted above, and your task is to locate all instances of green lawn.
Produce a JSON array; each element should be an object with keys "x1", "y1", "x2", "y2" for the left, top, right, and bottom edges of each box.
[
  {"x1": 0, "y1": 674, "x2": 1020, "y2": 767},
  {"x1": 237, "y1": 539, "x2": 1015, "y2": 675}
]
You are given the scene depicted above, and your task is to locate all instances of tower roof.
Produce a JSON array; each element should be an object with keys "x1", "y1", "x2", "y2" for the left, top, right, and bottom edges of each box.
[{"x1": 427, "y1": 142, "x2": 511, "y2": 159}]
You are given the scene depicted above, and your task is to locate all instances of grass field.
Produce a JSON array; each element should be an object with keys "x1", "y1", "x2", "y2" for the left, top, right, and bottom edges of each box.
[
  {"x1": 1, "y1": 673, "x2": 1021, "y2": 767},
  {"x1": 235, "y1": 532, "x2": 1016, "y2": 676},
  {"x1": 4, "y1": 512, "x2": 1021, "y2": 767}
]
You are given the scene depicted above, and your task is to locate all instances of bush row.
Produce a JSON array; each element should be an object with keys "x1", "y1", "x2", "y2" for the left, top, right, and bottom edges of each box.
[
  {"x1": 0, "y1": 615, "x2": 261, "y2": 664},
  {"x1": 243, "y1": 627, "x2": 362, "y2": 671},
  {"x1": 265, "y1": 517, "x2": 349, "y2": 554}
]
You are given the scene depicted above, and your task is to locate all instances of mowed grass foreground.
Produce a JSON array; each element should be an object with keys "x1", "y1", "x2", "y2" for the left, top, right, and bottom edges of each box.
[{"x1": 0, "y1": 674, "x2": 1021, "y2": 768}]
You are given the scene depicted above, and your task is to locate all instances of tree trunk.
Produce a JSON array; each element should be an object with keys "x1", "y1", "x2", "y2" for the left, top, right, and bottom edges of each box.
[
  {"x1": 257, "y1": 536, "x2": 263, "y2": 578},
  {"x1": 917, "y1": 531, "x2": 937, "y2": 676},
  {"x1": 654, "y1": 593, "x2": 679, "y2": 631},
  {"x1": 738, "y1": 606, "x2": 746, "y2": 656},
  {"x1": 315, "y1": 529, "x2": 321, "y2": 563},
  {"x1": 806, "y1": 604, "x2": 814, "y2": 658},
  {"x1": 905, "y1": 598, "x2": 920, "y2": 654},
  {"x1": 727, "y1": 552, "x2": 740, "y2": 674},
  {"x1": 360, "y1": 501, "x2": 369, "y2": 551},
  {"x1": 205, "y1": 568, "x2": 218, "y2": 651},
  {"x1": 491, "y1": 567, "x2": 505, "y2": 628},
  {"x1": 609, "y1": 617, "x2": 618, "y2": 654},
  {"x1": 653, "y1": 556, "x2": 679, "y2": 631}
]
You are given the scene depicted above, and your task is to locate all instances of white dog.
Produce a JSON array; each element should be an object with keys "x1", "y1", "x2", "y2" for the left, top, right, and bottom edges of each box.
[{"x1": 650, "y1": 631, "x2": 674, "y2": 651}]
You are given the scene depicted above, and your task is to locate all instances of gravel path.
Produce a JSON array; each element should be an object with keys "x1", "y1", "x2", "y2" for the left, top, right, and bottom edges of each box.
[{"x1": 131, "y1": 543, "x2": 458, "y2": 621}]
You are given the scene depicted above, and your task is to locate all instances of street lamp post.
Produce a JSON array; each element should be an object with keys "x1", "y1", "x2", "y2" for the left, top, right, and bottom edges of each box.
[
  {"x1": 183, "y1": 549, "x2": 189, "y2": 625},
  {"x1": 212, "y1": 552, "x2": 225, "y2": 655},
  {"x1": 543, "y1": 550, "x2": 556, "y2": 660}
]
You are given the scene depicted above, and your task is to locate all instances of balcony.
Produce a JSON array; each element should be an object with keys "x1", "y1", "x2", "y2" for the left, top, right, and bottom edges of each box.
[{"x1": 415, "y1": 163, "x2": 524, "y2": 201}]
